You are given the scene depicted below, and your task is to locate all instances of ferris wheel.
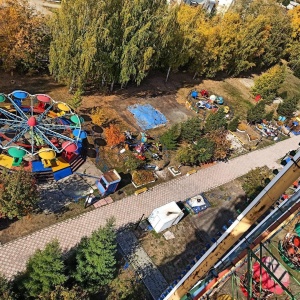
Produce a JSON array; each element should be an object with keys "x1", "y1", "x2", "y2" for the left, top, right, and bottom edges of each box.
[{"x1": 0, "y1": 90, "x2": 85, "y2": 159}]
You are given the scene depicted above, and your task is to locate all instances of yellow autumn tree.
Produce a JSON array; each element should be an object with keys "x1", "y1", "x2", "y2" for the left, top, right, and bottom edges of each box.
[
  {"x1": 0, "y1": 0, "x2": 50, "y2": 72},
  {"x1": 91, "y1": 107, "x2": 108, "y2": 126}
]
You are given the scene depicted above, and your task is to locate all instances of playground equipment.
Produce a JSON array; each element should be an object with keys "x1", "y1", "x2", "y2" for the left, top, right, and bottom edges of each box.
[
  {"x1": 279, "y1": 223, "x2": 300, "y2": 270},
  {"x1": 240, "y1": 256, "x2": 290, "y2": 299},
  {"x1": 0, "y1": 90, "x2": 87, "y2": 180},
  {"x1": 0, "y1": 91, "x2": 83, "y2": 157},
  {"x1": 161, "y1": 148, "x2": 300, "y2": 300},
  {"x1": 95, "y1": 169, "x2": 121, "y2": 197}
]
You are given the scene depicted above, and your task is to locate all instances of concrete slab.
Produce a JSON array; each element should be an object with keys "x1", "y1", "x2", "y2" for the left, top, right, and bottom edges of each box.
[
  {"x1": 57, "y1": 174, "x2": 92, "y2": 200},
  {"x1": 75, "y1": 157, "x2": 102, "y2": 188}
]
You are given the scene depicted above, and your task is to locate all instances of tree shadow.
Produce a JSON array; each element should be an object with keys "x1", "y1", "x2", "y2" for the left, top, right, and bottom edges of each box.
[{"x1": 117, "y1": 172, "x2": 132, "y2": 190}]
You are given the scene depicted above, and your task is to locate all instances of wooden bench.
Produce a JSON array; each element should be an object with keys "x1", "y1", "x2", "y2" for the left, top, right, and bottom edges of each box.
[
  {"x1": 134, "y1": 187, "x2": 148, "y2": 196},
  {"x1": 186, "y1": 169, "x2": 197, "y2": 176}
]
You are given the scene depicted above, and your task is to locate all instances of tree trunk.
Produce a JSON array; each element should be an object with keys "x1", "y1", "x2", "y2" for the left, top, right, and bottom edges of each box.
[
  {"x1": 165, "y1": 66, "x2": 171, "y2": 82},
  {"x1": 193, "y1": 72, "x2": 198, "y2": 80},
  {"x1": 110, "y1": 80, "x2": 114, "y2": 92}
]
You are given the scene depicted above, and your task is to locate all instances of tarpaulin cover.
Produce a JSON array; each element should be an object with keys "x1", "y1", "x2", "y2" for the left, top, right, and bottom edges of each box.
[{"x1": 128, "y1": 104, "x2": 167, "y2": 130}]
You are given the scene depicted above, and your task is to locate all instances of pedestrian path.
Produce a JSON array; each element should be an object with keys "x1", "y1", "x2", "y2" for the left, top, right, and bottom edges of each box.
[
  {"x1": 1, "y1": 136, "x2": 300, "y2": 279},
  {"x1": 117, "y1": 230, "x2": 168, "y2": 299}
]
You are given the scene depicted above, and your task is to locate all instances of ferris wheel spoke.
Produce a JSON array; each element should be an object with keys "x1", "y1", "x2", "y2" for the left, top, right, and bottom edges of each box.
[
  {"x1": 0, "y1": 119, "x2": 24, "y2": 127},
  {"x1": 37, "y1": 103, "x2": 55, "y2": 122},
  {"x1": 4, "y1": 126, "x2": 30, "y2": 148},
  {"x1": 0, "y1": 108, "x2": 24, "y2": 121},
  {"x1": 41, "y1": 123, "x2": 79, "y2": 130},
  {"x1": 33, "y1": 127, "x2": 60, "y2": 152},
  {"x1": 36, "y1": 125, "x2": 75, "y2": 142},
  {"x1": 7, "y1": 95, "x2": 29, "y2": 119}
]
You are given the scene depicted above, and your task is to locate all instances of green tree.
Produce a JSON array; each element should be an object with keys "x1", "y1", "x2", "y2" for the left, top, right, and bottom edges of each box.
[
  {"x1": 206, "y1": 130, "x2": 230, "y2": 160},
  {"x1": 0, "y1": 274, "x2": 14, "y2": 300},
  {"x1": 49, "y1": 0, "x2": 122, "y2": 88},
  {"x1": 277, "y1": 97, "x2": 299, "y2": 118},
  {"x1": 160, "y1": 124, "x2": 181, "y2": 150},
  {"x1": 44, "y1": 285, "x2": 89, "y2": 300},
  {"x1": 251, "y1": 64, "x2": 287, "y2": 103},
  {"x1": 22, "y1": 240, "x2": 67, "y2": 298},
  {"x1": 264, "y1": 110, "x2": 274, "y2": 121},
  {"x1": 124, "y1": 152, "x2": 145, "y2": 171},
  {"x1": 119, "y1": 0, "x2": 167, "y2": 86},
  {"x1": 180, "y1": 117, "x2": 202, "y2": 143},
  {"x1": 73, "y1": 218, "x2": 117, "y2": 292},
  {"x1": 247, "y1": 101, "x2": 265, "y2": 124},
  {"x1": 0, "y1": 169, "x2": 40, "y2": 219},
  {"x1": 204, "y1": 109, "x2": 227, "y2": 133},
  {"x1": 68, "y1": 88, "x2": 83, "y2": 110},
  {"x1": 228, "y1": 117, "x2": 240, "y2": 131},
  {"x1": 176, "y1": 145, "x2": 198, "y2": 165},
  {"x1": 193, "y1": 137, "x2": 215, "y2": 164}
]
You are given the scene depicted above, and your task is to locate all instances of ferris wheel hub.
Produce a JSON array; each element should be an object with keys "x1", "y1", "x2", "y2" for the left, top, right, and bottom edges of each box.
[{"x1": 27, "y1": 116, "x2": 37, "y2": 127}]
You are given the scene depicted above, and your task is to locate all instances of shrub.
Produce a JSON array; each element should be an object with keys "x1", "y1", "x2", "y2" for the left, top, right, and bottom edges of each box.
[
  {"x1": 160, "y1": 124, "x2": 181, "y2": 150},
  {"x1": 228, "y1": 117, "x2": 240, "y2": 131},
  {"x1": 180, "y1": 118, "x2": 202, "y2": 143}
]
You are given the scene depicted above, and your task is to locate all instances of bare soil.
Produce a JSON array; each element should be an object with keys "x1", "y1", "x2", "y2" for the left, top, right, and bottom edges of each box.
[{"x1": 139, "y1": 179, "x2": 246, "y2": 283}]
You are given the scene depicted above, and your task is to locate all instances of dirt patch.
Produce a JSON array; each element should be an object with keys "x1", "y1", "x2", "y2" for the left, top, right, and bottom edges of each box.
[
  {"x1": 176, "y1": 78, "x2": 255, "y2": 118},
  {"x1": 139, "y1": 179, "x2": 246, "y2": 283}
]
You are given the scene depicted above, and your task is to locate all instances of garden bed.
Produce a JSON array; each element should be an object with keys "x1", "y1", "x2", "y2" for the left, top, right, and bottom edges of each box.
[{"x1": 132, "y1": 170, "x2": 157, "y2": 188}]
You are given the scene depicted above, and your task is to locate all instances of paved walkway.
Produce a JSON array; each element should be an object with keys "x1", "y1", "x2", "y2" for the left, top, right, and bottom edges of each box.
[
  {"x1": 1, "y1": 136, "x2": 300, "y2": 279},
  {"x1": 117, "y1": 230, "x2": 168, "y2": 299}
]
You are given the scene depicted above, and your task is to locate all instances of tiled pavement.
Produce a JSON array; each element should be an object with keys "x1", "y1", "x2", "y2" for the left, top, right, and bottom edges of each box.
[
  {"x1": 1, "y1": 136, "x2": 300, "y2": 279},
  {"x1": 117, "y1": 230, "x2": 169, "y2": 299}
]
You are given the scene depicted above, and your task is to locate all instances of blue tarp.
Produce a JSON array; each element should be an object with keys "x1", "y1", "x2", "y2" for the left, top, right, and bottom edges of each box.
[{"x1": 128, "y1": 104, "x2": 167, "y2": 130}]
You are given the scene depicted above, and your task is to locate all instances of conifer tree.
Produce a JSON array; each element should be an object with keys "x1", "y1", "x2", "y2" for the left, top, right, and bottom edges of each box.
[
  {"x1": 73, "y1": 219, "x2": 117, "y2": 292},
  {"x1": 22, "y1": 240, "x2": 67, "y2": 298}
]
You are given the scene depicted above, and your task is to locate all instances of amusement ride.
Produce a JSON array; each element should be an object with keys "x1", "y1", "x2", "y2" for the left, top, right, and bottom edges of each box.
[{"x1": 0, "y1": 90, "x2": 86, "y2": 179}]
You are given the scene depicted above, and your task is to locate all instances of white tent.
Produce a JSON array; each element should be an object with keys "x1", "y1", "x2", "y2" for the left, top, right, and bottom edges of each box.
[{"x1": 148, "y1": 201, "x2": 184, "y2": 233}]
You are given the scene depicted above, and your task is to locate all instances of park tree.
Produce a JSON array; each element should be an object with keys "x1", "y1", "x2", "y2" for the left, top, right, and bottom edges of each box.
[
  {"x1": 176, "y1": 145, "x2": 198, "y2": 165},
  {"x1": 160, "y1": 124, "x2": 181, "y2": 150},
  {"x1": 158, "y1": 6, "x2": 187, "y2": 81},
  {"x1": 0, "y1": 274, "x2": 14, "y2": 300},
  {"x1": 44, "y1": 285, "x2": 89, "y2": 300},
  {"x1": 286, "y1": 6, "x2": 300, "y2": 77},
  {"x1": 124, "y1": 152, "x2": 145, "y2": 171},
  {"x1": 22, "y1": 240, "x2": 67, "y2": 298},
  {"x1": 204, "y1": 108, "x2": 227, "y2": 133},
  {"x1": 49, "y1": 0, "x2": 123, "y2": 88},
  {"x1": 68, "y1": 88, "x2": 83, "y2": 110},
  {"x1": 247, "y1": 101, "x2": 265, "y2": 124},
  {"x1": 228, "y1": 116, "x2": 240, "y2": 132},
  {"x1": 240, "y1": 0, "x2": 291, "y2": 69},
  {"x1": 180, "y1": 118, "x2": 203, "y2": 143},
  {"x1": 73, "y1": 218, "x2": 117, "y2": 292},
  {"x1": 206, "y1": 130, "x2": 231, "y2": 160},
  {"x1": 277, "y1": 97, "x2": 299, "y2": 118},
  {"x1": 104, "y1": 124, "x2": 125, "y2": 147},
  {"x1": 0, "y1": 169, "x2": 40, "y2": 219},
  {"x1": 119, "y1": 0, "x2": 167, "y2": 86},
  {"x1": 251, "y1": 64, "x2": 287, "y2": 103},
  {"x1": 193, "y1": 137, "x2": 215, "y2": 164},
  {"x1": 0, "y1": 0, "x2": 50, "y2": 72},
  {"x1": 91, "y1": 107, "x2": 108, "y2": 127}
]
